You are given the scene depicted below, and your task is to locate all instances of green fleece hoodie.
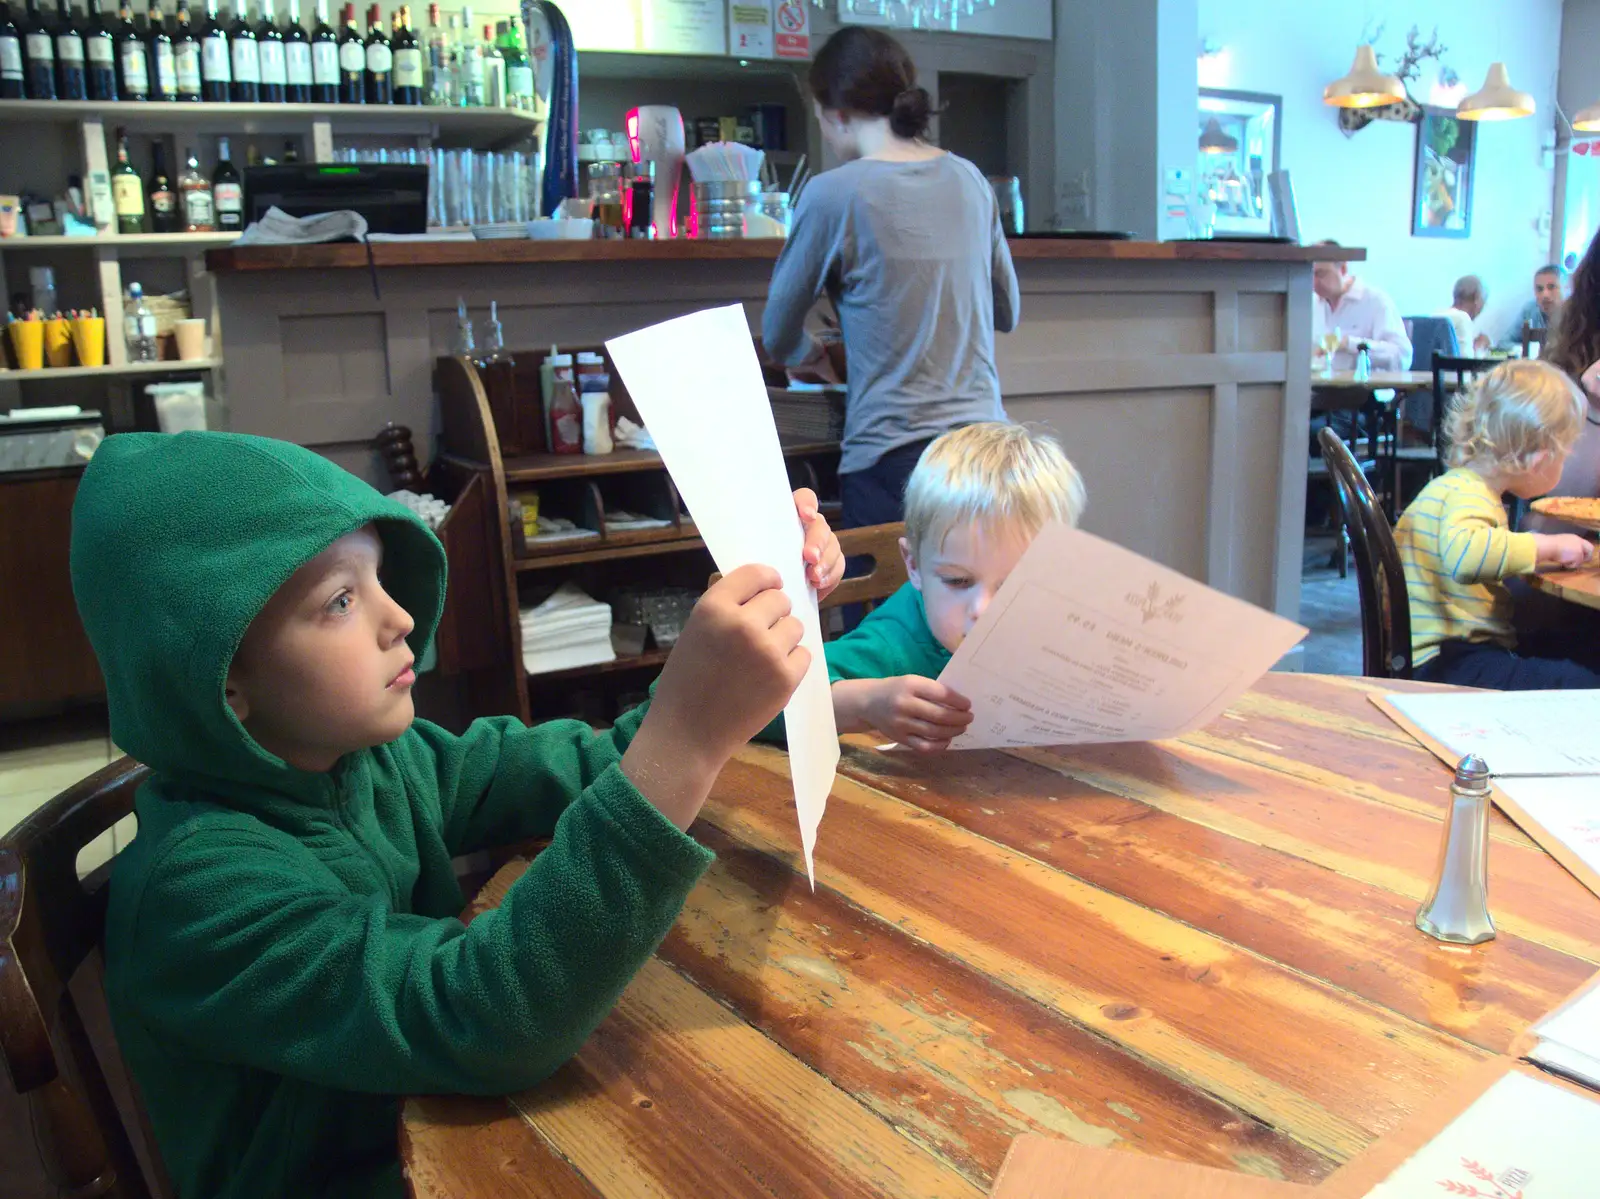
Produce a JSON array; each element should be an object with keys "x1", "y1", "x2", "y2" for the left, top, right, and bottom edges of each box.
[
  {"x1": 759, "y1": 582, "x2": 951, "y2": 742},
  {"x1": 70, "y1": 432, "x2": 714, "y2": 1199}
]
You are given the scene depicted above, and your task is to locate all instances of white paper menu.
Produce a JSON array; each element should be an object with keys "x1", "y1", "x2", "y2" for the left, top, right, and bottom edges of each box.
[
  {"x1": 605, "y1": 305, "x2": 838, "y2": 886},
  {"x1": 1382, "y1": 691, "x2": 1600, "y2": 778},
  {"x1": 1362, "y1": 1070, "x2": 1600, "y2": 1197},
  {"x1": 937, "y1": 523, "x2": 1307, "y2": 751},
  {"x1": 1522, "y1": 965, "x2": 1600, "y2": 1091}
]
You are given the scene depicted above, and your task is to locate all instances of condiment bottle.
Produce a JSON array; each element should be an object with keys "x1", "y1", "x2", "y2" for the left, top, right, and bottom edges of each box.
[
  {"x1": 542, "y1": 349, "x2": 574, "y2": 450},
  {"x1": 548, "y1": 377, "x2": 583, "y2": 455},
  {"x1": 625, "y1": 160, "x2": 655, "y2": 239}
]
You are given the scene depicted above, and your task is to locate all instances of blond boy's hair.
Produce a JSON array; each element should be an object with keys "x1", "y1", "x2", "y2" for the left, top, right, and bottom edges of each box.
[
  {"x1": 1443, "y1": 359, "x2": 1585, "y2": 473},
  {"x1": 902, "y1": 423, "x2": 1086, "y2": 557}
]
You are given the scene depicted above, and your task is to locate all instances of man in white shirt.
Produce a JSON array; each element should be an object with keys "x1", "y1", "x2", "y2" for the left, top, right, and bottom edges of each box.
[
  {"x1": 1437, "y1": 275, "x2": 1491, "y2": 355},
  {"x1": 1312, "y1": 247, "x2": 1414, "y2": 371}
]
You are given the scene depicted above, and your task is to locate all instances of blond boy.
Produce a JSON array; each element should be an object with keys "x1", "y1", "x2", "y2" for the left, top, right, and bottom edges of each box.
[
  {"x1": 802, "y1": 422, "x2": 1086, "y2": 750},
  {"x1": 1396, "y1": 359, "x2": 1598, "y2": 688}
]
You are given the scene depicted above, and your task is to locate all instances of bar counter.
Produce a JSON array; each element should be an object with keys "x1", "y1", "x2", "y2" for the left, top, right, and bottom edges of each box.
[{"x1": 205, "y1": 237, "x2": 1364, "y2": 619}]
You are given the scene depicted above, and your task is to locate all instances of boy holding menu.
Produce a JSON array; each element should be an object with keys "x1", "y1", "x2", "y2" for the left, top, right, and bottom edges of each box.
[{"x1": 767, "y1": 422, "x2": 1086, "y2": 751}]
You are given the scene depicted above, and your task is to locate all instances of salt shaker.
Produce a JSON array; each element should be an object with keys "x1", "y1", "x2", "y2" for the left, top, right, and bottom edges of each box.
[
  {"x1": 1353, "y1": 341, "x2": 1372, "y2": 382},
  {"x1": 1415, "y1": 755, "x2": 1496, "y2": 945}
]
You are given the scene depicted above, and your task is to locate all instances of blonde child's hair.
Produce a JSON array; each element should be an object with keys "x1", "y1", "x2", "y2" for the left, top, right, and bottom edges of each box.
[
  {"x1": 1443, "y1": 359, "x2": 1585, "y2": 473},
  {"x1": 902, "y1": 422, "x2": 1086, "y2": 557}
]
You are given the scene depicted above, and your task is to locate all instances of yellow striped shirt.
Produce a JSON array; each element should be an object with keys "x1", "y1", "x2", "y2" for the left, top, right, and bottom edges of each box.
[{"x1": 1395, "y1": 468, "x2": 1537, "y2": 665}]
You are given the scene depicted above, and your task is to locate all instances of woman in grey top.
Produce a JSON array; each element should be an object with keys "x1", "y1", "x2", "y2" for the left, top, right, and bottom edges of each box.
[{"x1": 762, "y1": 25, "x2": 1021, "y2": 531}]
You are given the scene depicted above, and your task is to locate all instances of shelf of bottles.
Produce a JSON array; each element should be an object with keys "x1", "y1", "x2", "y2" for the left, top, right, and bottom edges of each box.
[{"x1": 0, "y1": 0, "x2": 544, "y2": 132}]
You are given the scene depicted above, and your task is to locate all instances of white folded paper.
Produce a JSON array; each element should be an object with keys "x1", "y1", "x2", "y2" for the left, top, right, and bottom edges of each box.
[
  {"x1": 937, "y1": 523, "x2": 1307, "y2": 750},
  {"x1": 606, "y1": 305, "x2": 838, "y2": 885}
]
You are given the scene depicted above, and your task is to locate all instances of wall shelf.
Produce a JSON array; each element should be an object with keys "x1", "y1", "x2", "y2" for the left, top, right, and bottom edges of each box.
[
  {"x1": 0, "y1": 99, "x2": 543, "y2": 141},
  {"x1": 3, "y1": 359, "x2": 219, "y2": 380},
  {"x1": 0, "y1": 233, "x2": 241, "y2": 252}
]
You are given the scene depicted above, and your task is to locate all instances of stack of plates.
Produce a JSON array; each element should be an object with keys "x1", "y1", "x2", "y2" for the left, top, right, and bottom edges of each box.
[{"x1": 472, "y1": 223, "x2": 531, "y2": 240}]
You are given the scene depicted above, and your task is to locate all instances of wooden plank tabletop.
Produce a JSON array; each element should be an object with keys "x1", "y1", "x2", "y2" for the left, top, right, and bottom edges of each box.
[
  {"x1": 1528, "y1": 565, "x2": 1600, "y2": 611},
  {"x1": 1310, "y1": 370, "x2": 1435, "y2": 392},
  {"x1": 401, "y1": 673, "x2": 1600, "y2": 1198}
]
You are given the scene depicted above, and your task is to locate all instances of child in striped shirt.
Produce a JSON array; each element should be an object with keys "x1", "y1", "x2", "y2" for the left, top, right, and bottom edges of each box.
[{"x1": 1396, "y1": 359, "x2": 1598, "y2": 688}]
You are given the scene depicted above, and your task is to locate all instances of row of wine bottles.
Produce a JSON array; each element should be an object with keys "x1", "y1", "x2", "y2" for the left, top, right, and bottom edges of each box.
[{"x1": 0, "y1": 0, "x2": 536, "y2": 109}]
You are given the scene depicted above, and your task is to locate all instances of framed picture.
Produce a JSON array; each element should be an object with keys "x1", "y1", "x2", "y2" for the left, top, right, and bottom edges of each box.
[
  {"x1": 1413, "y1": 107, "x2": 1476, "y2": 238},
  {"x1": 1197, "y1": 89, "x2": 1282, "y2": 235}
]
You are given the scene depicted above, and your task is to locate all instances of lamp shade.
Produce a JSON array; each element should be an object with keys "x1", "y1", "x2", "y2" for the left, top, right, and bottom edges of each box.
[
  {"x1": 1199, "y1": 117, "x2": 1238, "y2": 154},
  {"x1": 1572, "y1": 99, "x2": 1600, "y2": 133},
  {"x1": 1323, "y1": 45, "x2": 1406, "y2": 109},
  {"x1": 1457, "y1": 62, "x2": 1535, "y2": 121}
]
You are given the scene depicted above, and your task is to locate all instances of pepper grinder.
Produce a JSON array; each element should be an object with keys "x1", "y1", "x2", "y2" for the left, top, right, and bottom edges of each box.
[{"x1": 1415, "y1": 755, "x2": 1496, "y2": 945}]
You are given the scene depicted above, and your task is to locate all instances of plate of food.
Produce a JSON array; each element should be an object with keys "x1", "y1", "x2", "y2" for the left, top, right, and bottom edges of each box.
[{"x1": 1530, "y1": 496, "x2": 1600, "y2": 531}]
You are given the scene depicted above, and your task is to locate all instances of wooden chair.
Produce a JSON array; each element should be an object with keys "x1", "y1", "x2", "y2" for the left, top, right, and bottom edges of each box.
[
  {"x1": 1522, "y1": 322, "x2": 1546, "y2": 360},
  {"x1": 1318, "y1": 428, "x2": 1413, "y2": 680},
  {"x1": 1427, "y1": 355, "x2": 1496, "y2": 479},
  {"x1": 1, "y1": 755, "x2": 169, "y2": 1199},
  {"x1": 708, "y1": 522, "x2": 909, "y2": 638}
]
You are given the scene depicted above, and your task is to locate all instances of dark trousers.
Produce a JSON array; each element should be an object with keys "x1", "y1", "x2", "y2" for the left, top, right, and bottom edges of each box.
[
  {"x1": 837, "y1": 438, "x2": 932, "y2": 629},
  {"x1": 1413, "y1": 640, "x2": 1600, "y2": 689}
]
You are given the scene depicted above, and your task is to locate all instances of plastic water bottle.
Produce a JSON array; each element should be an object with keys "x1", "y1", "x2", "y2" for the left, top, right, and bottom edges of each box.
[{"x1": 125, "y1": 282, "x2": 158, "y2": 363}]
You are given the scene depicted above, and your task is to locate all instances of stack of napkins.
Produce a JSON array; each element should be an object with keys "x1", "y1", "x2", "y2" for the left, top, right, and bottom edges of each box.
[{"x1": 521, "y1": 583, "x2": 616, "y2": 675}]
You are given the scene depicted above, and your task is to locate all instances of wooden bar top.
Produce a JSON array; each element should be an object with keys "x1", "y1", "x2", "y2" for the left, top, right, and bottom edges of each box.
[
  {"x1": 402, "y1": 672, "x2": 1600, "y2": 1198},
  {"x1": 206, "y1": 236, "x2": 1366, "y2": 273}
]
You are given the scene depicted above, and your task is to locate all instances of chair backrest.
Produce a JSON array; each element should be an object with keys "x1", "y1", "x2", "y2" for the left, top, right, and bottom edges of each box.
[
  {"x1": 1426, "y1": 355, "x2": 1497, "y2": 473},
  {"x1": 708, "y1": 522, "x2": 909, "y2": 621},
  {"x1": 1522, "y1": 322, "x2": 1546, "y2": 360},
  {"x1": 1404, "y1": 315, "x2": 1460, "y2": 371},
  {"x1": 1318, "y1": 428, "x2": 1413, "y2": 679},
  {"x1": 1, "y1": 755, "x2": 164, "y2": 1199}
]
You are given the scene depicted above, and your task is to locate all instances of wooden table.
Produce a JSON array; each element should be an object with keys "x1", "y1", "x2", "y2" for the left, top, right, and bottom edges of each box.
[
  {"x1": 1528, "y1": 565, "x2": 1600, "y2": 611},
  {"x1": 401, "y1": 674, "x2": 1600, "y2": 1198},
  {"x1": 1310, "y1": 369, "x2": 1435, "y2": 403}
]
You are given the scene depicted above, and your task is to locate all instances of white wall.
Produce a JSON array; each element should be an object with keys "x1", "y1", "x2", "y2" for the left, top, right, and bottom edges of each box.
[{"x1": 1197, "y1": 0, "x2": 1562, "y2": 344}]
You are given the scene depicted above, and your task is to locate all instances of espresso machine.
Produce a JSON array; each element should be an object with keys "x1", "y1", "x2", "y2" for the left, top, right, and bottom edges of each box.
[{"x1": 625, "y1": 105, "x2": 685, "y2": 239}]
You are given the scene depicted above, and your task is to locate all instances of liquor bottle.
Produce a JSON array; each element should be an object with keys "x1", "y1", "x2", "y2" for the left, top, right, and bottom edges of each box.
[
  {"x1": 454, "y1": 5, "x2": 479, "y2": 106},
  {"x1": 53, "y1": 0, "x2": 86, "y2": 97},
  {"x1": 306, "y1": 0, "x2": 330, "y2": 99},
  {"x1": 421, "y1": 1, "x2": 445, "y2": 105},
  {"x1": 280, "y1": 135, "x2": 296, "y2": 160},
  {"x1": 172, "y1": 0, "x2": 198, "y2": 97},
  {"x1": 479, "y1": 21, "x2": 498, "y2": 106},
  {"x1": 281, "y1": 0, "x2": 307, "y2": 100},
  {"x1": 179, "y1": 147, "x2": 213, "y2": 230},
  {"x1": 84, "y1": 0, "x2": 116, "y2": 97},
  {"x1": 197, "y1": 0, "x2": 224, "y2": 97},
  {"x1": 111, "y1": 132, "x2": 146, "y2": 234},
  {"x1": 147, "y1": 141, "x2": 177, "y2": 231},
  {"x1": 501, "y1": 13, "x2": 529, "y2": 112},
  {"x1": 212, "y1": 135, "x2": 243, "y2": 230},
  {"x1": 254, "y1": 0, "x2": 281, "y2": 100},
  {"x1": 227, "y1": 0, "x2": 255, "y2": 100},
  {"x1": 114, "y1": 0, "x2": 146, "y2": 97},
  {"x1": 0, "y1": 3, "x2": 24, "y2": 98},
  {"x1": 360, "y1": 0, "x2": 385, "y2": 103},
  {"x1": 334, "y1": 0, "x2": 358, "y2": 101},
  {"x1": 22, "y1": 0, "x2": 55, "y2": 98},
  {"x1": 147, "y1": 0, "x2": 175, "y2": 99},
  {"x1": 390, "y1": 4, "x2": 418, "y2": 104}
]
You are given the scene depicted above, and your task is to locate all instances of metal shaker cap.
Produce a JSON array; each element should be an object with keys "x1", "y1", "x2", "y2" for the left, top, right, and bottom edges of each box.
[{"x1": 1453, "y1": 755, "x2": 1491, "y2": 793}]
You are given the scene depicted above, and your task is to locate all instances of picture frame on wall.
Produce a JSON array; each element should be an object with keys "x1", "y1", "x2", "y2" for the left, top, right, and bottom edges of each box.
[
  {"x1": 1196, "y1": 89, "x2": 1282, "y2": 236},
  {"x1": 1413, "y1": 107, "x2": 1476, "y2": 239}
]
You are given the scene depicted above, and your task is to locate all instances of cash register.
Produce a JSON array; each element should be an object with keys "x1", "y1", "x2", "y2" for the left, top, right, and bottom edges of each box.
[{"x1": 243, "y1": 164, "x2": 429, "y2": 234}]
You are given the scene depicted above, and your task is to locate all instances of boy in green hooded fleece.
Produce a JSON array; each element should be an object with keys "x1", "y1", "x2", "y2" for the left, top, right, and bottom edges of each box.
[
  {"x1": 766, "y1": 422, "x2": 1085, "y2": 752},
  {"x1": 69, "y1": 430, "x2": 843, "y2": 1199}
]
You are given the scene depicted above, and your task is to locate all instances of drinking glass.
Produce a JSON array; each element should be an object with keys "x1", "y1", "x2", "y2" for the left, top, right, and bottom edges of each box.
[{"x1": 1319, "y1": 327, "x2": 1341, "y2": 377}]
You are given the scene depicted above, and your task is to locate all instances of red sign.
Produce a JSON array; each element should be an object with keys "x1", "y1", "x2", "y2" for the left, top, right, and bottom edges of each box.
[{"x1": 774, "y1": 0, "x2": 809, "y2": 59}]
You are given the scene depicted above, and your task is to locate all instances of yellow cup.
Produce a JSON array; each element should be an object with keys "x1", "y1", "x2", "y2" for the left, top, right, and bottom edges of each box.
[
  {"x1": 8, "y1": 319, "x2": 44, "y2": 371},
  {"x1": 44, "y1": 317, "x2": 72, "y2": 367},
  {"x1": 71, "y1": 317, "x2": 106, "y2": 368}
]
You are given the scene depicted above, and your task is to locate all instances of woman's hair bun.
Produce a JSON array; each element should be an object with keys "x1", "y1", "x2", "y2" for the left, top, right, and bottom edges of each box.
[{"x1": 890, "y1": 86, "x2": 933, "y2": 139}]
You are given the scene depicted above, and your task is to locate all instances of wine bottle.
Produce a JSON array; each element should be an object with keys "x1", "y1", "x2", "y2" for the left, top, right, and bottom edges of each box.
[
  {"x1": 114, "y1": 0, "x2": 146, "y2": 97},
  {"x1": 83, "y1": 0, "x2": 114, "y2": 95},
  {"x1": 213, "y1": 135, "x2": 243, "y2": 230},
  {"x1": 334, "y1": 0, "x2": 357, "y2": 102},
  {"x1": 147, "y1": 0, "x2": 175, "y2": 99},
  {"x1": 227, "y1": 0, "x2": 255, "y2": 99},
  {"x1": 54, "y1": 0, "x2": 85, "y2": 98},
  {"x1": 254, "y1": 0, "x2": 281, "y2": 101},
  {"x1": 172, "y1": 0, "x2": 198, "y2": 97},
  {"x1": 179, "y1": 147, "x2": 213, "y2": 231},
  {"x1": 0, "y1": 3, "x2": 24, "y2": 98},
  {"x1": 306, "y1": 0, "x2": 331, "y2": 100},
  {"x1": 281, "y1": 0, "x2": 307, "y2": 100},
  {"x1": 22, "y1": 0, "x2": 55, "y2": 98},
  {"x1": 112, "y1": 132, "x2": 146, "y2": 234},
  {"x1": 479, "y1": 20, "x2": 497, "y2": 106},
  {"x1": 390, "y1": 3, "x2": 418, "y2": 104},
  {"x1": 455, "y1": 4, "x2": 479, "y2": 106},
  {"x1": 422, "y1": 1, "x2": 445, "y2": 105},
  {"x1": 360, "y1": 0, "x2": 385, "y2": 103},
  {"x1": 148, "y1": 141, "x2": 177, "y2": 232},
  {"x1": 197, "y1": 0, "x2": 224, "y2": 97},
  {"x1": 502, "y1": 13, "x2": 530, "y2": 112}
]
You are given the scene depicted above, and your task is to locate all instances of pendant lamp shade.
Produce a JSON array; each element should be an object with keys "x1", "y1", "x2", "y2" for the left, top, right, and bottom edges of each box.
[
  {"x1": 1457, "y1": 63, "x2": 1535, "y2": 121},
  {"x1": 1199, "y1": 117, "x2": 1239, "y2": 154},
  {"x1": 1323, "y1": 45, "x2": 1406, "y2": 109},
  {"x1": 1571, "y1": 99, "x2": 1600, "y2": 133}
]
